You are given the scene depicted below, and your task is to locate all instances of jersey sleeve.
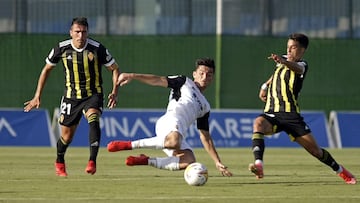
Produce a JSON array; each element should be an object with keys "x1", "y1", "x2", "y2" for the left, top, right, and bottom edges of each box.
[
  {"x1": 45, "y1": 46, "x2": 62, "y2": 65},
  {"x1": 196, "y1": 112, "x2": 210, "y2": 131},
  {"x1": 297, "y1": 60, "x2": 307, "y2": 69},
  {"x1": 166, "y1": 75, "x2": 186, "y2": 89},
  {"x1": 98, "y1": 43, "x2": 115, "y2": 67}
]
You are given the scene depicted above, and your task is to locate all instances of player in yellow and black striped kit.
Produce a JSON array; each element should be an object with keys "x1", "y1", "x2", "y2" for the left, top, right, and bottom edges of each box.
[
  {"x1": 248, "y1": 33, "x2": 356, "y2": 184},
  {"x1": 24, "y1": 17, "x2": 120, "y2": 177}
]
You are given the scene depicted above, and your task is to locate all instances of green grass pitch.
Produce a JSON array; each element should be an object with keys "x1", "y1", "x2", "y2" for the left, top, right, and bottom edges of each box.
[{"x1": 0, "y1": 147, "x2": 358, "y2": 203}]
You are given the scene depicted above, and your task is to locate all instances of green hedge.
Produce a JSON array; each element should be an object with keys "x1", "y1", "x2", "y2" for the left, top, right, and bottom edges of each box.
[{"x1": 1, "y1": 34, "x2": 359, "y2": 114}]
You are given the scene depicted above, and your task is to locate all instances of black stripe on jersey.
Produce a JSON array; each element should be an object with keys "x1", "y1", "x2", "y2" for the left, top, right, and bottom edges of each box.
[
  {"x1": 167, "y1": 75, "x2": 186, "y2": 101},
  {"x1": 53, "y1": 39, "x2": 108, "y2": 99}
]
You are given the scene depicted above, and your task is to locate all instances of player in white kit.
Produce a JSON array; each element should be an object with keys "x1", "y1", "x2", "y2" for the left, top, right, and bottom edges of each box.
[{"x1": 107, "y1": 58, "x2": 232, "y2": 177}]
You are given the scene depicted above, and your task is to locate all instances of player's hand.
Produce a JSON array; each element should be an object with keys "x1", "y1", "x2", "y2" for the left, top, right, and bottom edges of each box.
[
  {"x1": 117, "y1": 73, "x2": 133, "y2": 86},
  {"x1": 259, "y1": 89, "x2": 267, "y2": 102},
  {"x1": 267, "y1": 53, "x2": 285, "y2": 64},
  {"x1": 23, "y1": 98, "x2": 40, "y2": 112},
  {"x1": 216, "y1": 162, "x2": 233, "y2": 177},
  {"x1": 107, "y1": 93, "x2": 117, "y2": 109}
]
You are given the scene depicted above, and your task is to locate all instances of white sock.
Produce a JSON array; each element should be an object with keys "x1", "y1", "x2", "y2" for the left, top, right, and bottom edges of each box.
[
  {"x1": 148, "y1": 156, "x2": 180, "y2": 171},
  {"x1": 336, "y1": 165, "x2": 343, "y2": 174},
  {"x1": 255, "y1": 159, "x2": 263, "y2": 165},
  {"x1": 131, "y1": 137, "x2": 164, "y2": 149}
]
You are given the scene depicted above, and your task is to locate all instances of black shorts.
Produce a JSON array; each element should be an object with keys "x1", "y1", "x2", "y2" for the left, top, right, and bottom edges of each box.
[
  {"x1": 260, "y1": 112, "x2": 311, "y2": 140},
  {"x1": 58, "y1": 94, "x2": 103, "y2": 127}
]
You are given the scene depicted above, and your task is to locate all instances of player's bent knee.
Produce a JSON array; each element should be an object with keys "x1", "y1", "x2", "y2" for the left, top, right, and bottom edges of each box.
[
  {"x1": 164, "y1": 132, "x2": 182, "y2": 149},
  {"x1": 87, "y1": 113, "x2": 100, "y2": 123}
]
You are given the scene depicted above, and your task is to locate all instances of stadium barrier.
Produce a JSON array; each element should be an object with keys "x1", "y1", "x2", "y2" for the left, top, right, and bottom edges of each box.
[
  {"x1": 0, "y1": 108, "x2": 55, "y2": 146},
  {"x1": 329, "y1": 111, "x2": 360, "y2": 148},
  {"x1": 52, "y1": 109, "x2": 333, "y2": 148}
]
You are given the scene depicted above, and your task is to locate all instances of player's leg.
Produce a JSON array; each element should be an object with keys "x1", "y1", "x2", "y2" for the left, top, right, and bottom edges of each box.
[
  {"x1": 296, "y1": 133, "x2": 357, "y2": 184},
  {"x1": 83, "y1": 94, "x2": 104, "y2": 175},
  {"x1": 296, "y1": 133, "x2": 339, "y2": 171},
  {"x1": 107, "y1": 114, "x2": 180, "y2": 151},
  {"x1": 84, "y1": 108, "x2": 101, "y2": 175},
  {"x1": 126, "y1": 149, "x2": 195, "y2": 171},
  {"x1": 57, "y1": 125, "x2": 77, "y2": 162},
  {"x1": 149, "y1": 139, "x2": 195, "y2": 170},
  {"x1": 55, "y1": 97, "x2": 81, "y2": 177},
  {"x1": 110, "y1": 131, "x2": 181, "y2": 168},
  {"x1": 150, "y1": 149, "x2": 195, "y2": 170},
  {"x1": 55, "y1": 125, "x2": 77, "y2": 177},
  {"x1": 122, "y1": 131, "x2": 182, "y2": 166},
  {"x1": 107, "y1": 136, "x2": 164, "y2": 151},
  {"x1": 249, "y1": 116, "x2": 273, "y2": 179},
  {"x1": 108, "y1": 130, "x2": 180, "y2": 150},
  {"x1": 126, "y1": 132, "x2": 193, "y2": 171},
  {"x1": 173, "y1": 149, "x2": 196, "y2": 169}
]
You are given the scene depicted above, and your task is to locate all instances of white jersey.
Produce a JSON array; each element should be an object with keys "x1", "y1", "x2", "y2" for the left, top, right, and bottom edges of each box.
[
  {"x1": 165, "y1": 75, "x2": 210, "y2": 129},
  {"x1": 156, "y1": 75, "x2": 210, "y2": 156}
]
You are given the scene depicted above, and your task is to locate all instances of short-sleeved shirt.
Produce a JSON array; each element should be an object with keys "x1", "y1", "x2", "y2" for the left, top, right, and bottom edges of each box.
[
  {"x1": 262, "y1": 55, "x2": 311, "y2": 138},
  {"x1": 166, "y1": 75, "x2": 211, "y2": 132},
  {"x1": 156, "y1": 75, "x2": 211, "y2": 156},
  {"x1": 264, "y1": 55, "x2": 308, "y2": 113},
  {"x1": 46, "y1": 38, "x2": 115, "y2": 99}
]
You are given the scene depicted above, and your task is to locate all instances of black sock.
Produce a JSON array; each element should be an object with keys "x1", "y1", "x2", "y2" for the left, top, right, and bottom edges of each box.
[
  {"x1": 88, "y1": 117, "x2": 100, "y2": 162},
  {"x1": 56, "y1": 137, "x2": 69, "y2": 163},
  {"x1": 252, "y1": 133, "x2": 265, "y2": 161},
  {"x1": 318, "y1": 148, "x2": 340, "y2": 171}
]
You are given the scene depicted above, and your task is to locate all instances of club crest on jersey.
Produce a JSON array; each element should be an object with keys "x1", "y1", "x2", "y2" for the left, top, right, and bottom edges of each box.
[{"x1": 88, "y1": 52, "x2": 94, "y2": 61}]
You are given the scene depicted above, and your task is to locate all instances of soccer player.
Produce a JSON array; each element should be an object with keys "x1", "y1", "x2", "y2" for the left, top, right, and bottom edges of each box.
[
  {"x1": 24, "y1": 17, "x2": 120, "y2": 177},
  {"x1": 107, "y1": 58, "x2": 232, "y2": 177},
  {"x1": 249, "y1": 33, "x2": 357, "y2": 184}
]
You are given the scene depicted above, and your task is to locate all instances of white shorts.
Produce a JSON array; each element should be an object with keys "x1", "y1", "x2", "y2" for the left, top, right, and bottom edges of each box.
[{"x1": 155, "y1": 113, "x2": 192, "y2": 156}]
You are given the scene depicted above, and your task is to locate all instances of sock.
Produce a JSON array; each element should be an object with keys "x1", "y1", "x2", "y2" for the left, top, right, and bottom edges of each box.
[
  {"x1": 255, "y1": 159, "x2": 263, "y2": 165},
  {"x1": 56, "y1": 136, "x2": 69, "y2": 163},
  {"x1": 336, "y1": 166, "x2": 343, "y2": 174},
  {"x1": 318, "y1": 148, "x2": 340, "y2": 172},
  {"x1": 148, "y1": 156, "x2": 180, "y2": 171},
  {"x1": 252, "y1": 132, "x2": 265, "y2": 161},
  {"x1": 131, "y1": 137, "x2": 164, "y2": 149},
  {"x1": 88, "y1": 113, "x2": 100, "y2": 162}
]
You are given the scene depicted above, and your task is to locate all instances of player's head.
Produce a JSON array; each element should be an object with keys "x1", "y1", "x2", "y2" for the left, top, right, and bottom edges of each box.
[
  {"x1": 70, "y1": 17, "x2": 89, "y2": 49},
  {"x1": 71, "y1": 17, "x2": 89, "y2": 28},
  {"x1": 288, "y1": 33, "x2": 309, "y2": 49},
  {"x1": 193, "y1": 57, "x2": 215, "y2": 92},
  {"x1": 195, "y1": 57, "x2": 215, "y2": 72},
  {"x1": 286, "y1": 33, "x2": 308, "y2": 62}
]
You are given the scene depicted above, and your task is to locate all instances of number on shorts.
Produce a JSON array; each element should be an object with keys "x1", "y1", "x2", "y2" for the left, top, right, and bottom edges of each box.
[{"x1": 60, "y1": 102, "x2": 71, "y2": 115}]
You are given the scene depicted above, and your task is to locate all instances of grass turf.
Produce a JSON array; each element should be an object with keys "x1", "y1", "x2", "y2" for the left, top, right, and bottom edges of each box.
[{"x1": 0, "y1": 147, "x2": 358, "y2": 203}]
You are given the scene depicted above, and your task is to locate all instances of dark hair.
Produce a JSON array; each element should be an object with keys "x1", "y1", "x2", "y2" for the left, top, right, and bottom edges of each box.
[
  {"x1": 288, "y1": 33, "x2": 309, "y2": 49},
  {"x1": 71, "y1": 17, "x2": 88, "y2": 28},
  {"x1": 195, "y1": 57, "x2": 215, "y2": 72}
]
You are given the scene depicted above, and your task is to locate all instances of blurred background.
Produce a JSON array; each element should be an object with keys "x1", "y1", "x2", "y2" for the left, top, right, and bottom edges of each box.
[{"x1": 1, "y1": 0, "x2": 359, "y2": 114}]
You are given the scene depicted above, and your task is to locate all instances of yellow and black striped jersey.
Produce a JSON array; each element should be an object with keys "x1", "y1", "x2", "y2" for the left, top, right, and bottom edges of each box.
[
  {"x1": 264, "y1": 56, "x2": 308, "y2": 113},
  {"x1": 46, "y1": 38, "x2": 115, "y2": 99}
]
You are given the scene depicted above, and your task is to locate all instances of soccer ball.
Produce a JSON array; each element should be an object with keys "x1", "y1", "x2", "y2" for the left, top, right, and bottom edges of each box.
[{"x1": 184, "y1": 162, "x2": 208, "y2": 186}]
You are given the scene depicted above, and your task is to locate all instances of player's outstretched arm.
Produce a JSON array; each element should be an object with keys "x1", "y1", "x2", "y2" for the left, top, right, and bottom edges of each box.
[
  {"x1": 117, "y1": 73, "x2": 168, "y2": 87},
  {"x1": 199, "y1": 129, "x2": 233, "y2": 177},
  {"x1": 267, "y1": 53, "x2": 305, "y2": 74},
  {"x1": 24, "y1": 64, "x2": 54, "y2": 112}
]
